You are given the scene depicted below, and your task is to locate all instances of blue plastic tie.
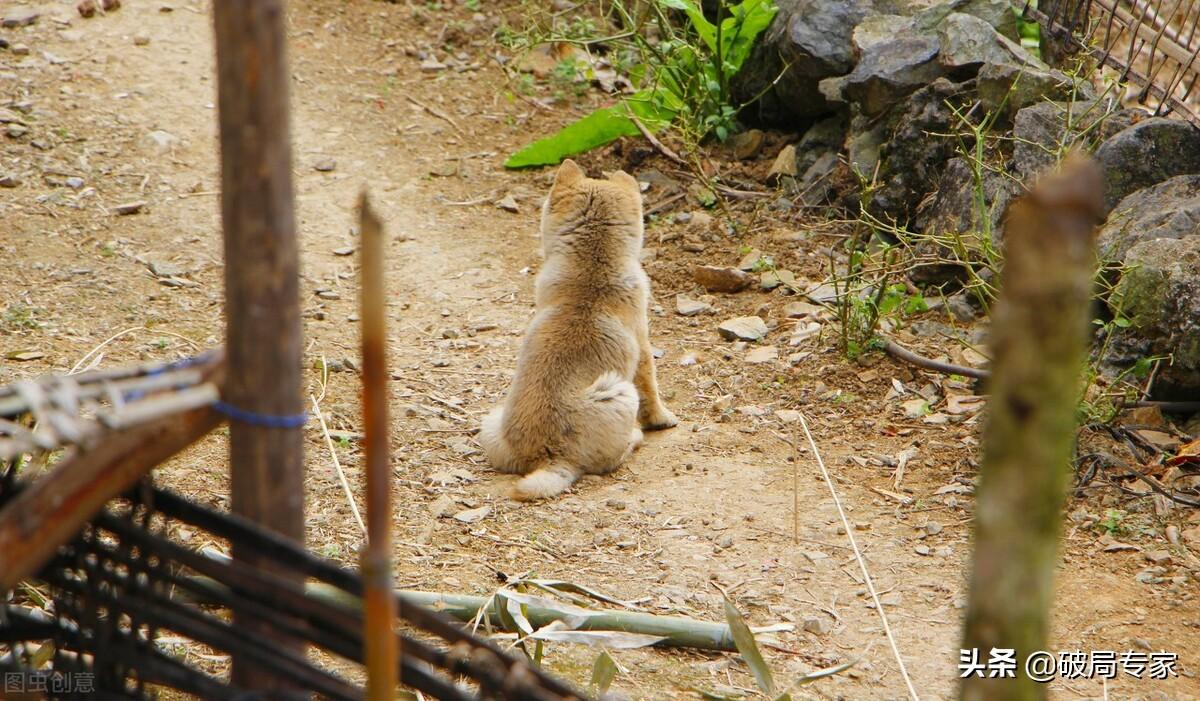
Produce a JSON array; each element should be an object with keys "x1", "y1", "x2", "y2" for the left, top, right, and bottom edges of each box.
[{"x1": 211, "y1": 401, "x2": 308, "y2": 429}]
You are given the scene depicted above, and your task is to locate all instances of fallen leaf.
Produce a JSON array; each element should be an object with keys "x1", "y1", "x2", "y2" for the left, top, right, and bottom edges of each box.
[{"x1": 6, "y1": 350, "x2": 45, "y2": 361}]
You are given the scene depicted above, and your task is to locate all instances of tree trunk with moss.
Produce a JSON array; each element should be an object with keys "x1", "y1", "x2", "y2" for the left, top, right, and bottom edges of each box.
[{"x1": 960, "y1": 154, "x2": 1104, "y2": 701}]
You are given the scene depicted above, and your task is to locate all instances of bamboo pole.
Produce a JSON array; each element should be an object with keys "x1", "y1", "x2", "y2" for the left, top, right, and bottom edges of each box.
[
  {"x1": 211, "y1": 0, "x2": 306, "y2": 691},
  {"x1": 960, "y1": 153, "x2": 1104, "y2": 701},
  {"x1": 358, "y1": 193, "x2": 398, "y2": 698}
]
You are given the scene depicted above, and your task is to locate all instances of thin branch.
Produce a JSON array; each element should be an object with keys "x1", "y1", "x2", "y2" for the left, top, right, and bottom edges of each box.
[
  {"x1": 883, "y1": 338, "x2": 989, "y2": 380},
  {"x1": 629, "y1": 113, "x2": 686, "y2": 166}
]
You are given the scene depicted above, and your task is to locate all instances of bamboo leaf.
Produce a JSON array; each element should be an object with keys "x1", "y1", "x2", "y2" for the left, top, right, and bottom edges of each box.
[
  {"x1": 493, "y1": 591, "x2": 522, "y2": 634},
  {"x1": 529, "y1": 579, "x2": 640, "y2": 610},
  {"x1": 723, "y1": 597, "x2": 775, "y2": 695},
  {"x1": 497, "y1": 588, "x2": 604, "y2": 621},
  {"x1": 589, "y1": 650, "x2": 619, "y2": 693},
  {"x1": 791, "y1": 658, "x2": 857, "y2": 686},
  {"x1": 501, "y1": 593, "x2": 535, "y2": 635}
]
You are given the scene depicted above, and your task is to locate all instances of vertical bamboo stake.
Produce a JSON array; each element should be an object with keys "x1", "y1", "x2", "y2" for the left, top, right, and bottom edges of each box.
[
  {"x1": 359, "y1": 193, "x2": 398, "y2": 698},
  {"x1": 212, "y1": 0, "x2": 306, "y2": 691},
  {"x1": 960, "y1": 154, "x2": 1104, "y2": 701}
]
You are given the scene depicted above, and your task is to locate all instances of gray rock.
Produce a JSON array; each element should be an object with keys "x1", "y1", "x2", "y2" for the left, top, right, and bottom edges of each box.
[
  {"x1": 794, "y1": 113, "x2": 848, "y2": 175},
  {"x1": 846, "y1": 111, "x2": 887, "y2": 175},
  {"x1": 1105, "y1": 236, "x2": 1200, "y2": 398},
  {"x1": 733, "y1": 0, "x2": 876, "y2": 123},
  {"x1": 1011, "y1": 100, "x2": 1140, "y2": 180},
  {"x1": 852, "y1": 14, "x2": 913, "y2": 55},
  {"x1": 146, "y1": 129, "x2": 178, "y2": 152},
  {"x1": 767, "y1": 144, "x2": 799, "y2": 183},
  {"x1": 946, "y1": 293, "x2": 978, "y2": 321},
  {"x1": 843, "y1": 33, "x2": 944, "y2": 117},
  {"x1": 675, "y1": 295, "x2": 713, "y2": 317},
  {"x1": 1096, "y1": 117, "x2": 1200, "y2": 212},
  {"x1": 977, "y1": 62, "x2": 1092, "y2": 121},
  {"x1": 911, "y1": 157, "x2": 1021, "y2": 285},
  {"x1": 913, "y1": 0, "x2": 1019, "y2": 40},
  {"x1": 728, "y1": 128, "x2": 766, "y2": 160},
  {"x1": 2, "y1": 9, "x2": 40, "y2": 28},
  {"x1": 1098, "y1": 175, "x2": 1200, "y2": 264},
  {"x1": 797, "y1": 151, "x2": 840, "y2": 205},
  {"x1": 870, "y1": 78, "x2": 972, "y2": 224},
  {"x1": 937, "y1": 13, "x2": 1042, "y2": 73},
  {"x1": 802, "y1": 616, "x2": 832, "y2": 635},
  {"x1": 718, "y1": 316, "x2": 769, "y2": 342},
  {"x1": 113, "y1": 201, "x2": 146, "y2": 215}
]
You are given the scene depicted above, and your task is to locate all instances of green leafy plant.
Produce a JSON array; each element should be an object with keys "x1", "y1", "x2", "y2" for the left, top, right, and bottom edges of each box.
[
  {"x1": 1098, "y1": 508, "x2": 1128, "y2": 536},
  {"x1": 3, "y1": 303, "x2": 40, "y2": 331},
  {"x1": 504, "y1": 0, "x2": 777, "y2": 168},
  {"x1": 1014, "y1": 3, "x2": 1042, "y2": 57}
]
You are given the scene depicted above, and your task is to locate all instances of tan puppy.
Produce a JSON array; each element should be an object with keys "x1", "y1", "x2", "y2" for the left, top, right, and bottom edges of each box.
[{"x1": 479, "y1": 159, "x2": 678, "y2": 500}]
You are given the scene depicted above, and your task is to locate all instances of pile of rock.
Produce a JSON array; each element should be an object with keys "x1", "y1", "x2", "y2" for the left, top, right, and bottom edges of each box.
[{"x1": 738, "y1": 0, "x2": 1200, "y2": 398}]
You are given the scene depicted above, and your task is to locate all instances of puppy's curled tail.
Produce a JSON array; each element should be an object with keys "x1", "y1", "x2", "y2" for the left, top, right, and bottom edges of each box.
[
  {"x1": 510, "y1": 372, "x2": 637, "y2": 501},
  {"x1": 511, "y1": 460, "x2": 581, "y2": 501}
]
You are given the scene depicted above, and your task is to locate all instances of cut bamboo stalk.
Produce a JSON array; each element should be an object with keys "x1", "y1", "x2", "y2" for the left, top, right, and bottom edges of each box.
[
  {"x1": 365, "y1": 589, "x2": 741, "y2": 652},
  {"x1": 960, "y1": 153, "x2": 1104, "y2": 701},
  {"x1": 358, "y1": 192, "x2": 398, "y2": 699}
]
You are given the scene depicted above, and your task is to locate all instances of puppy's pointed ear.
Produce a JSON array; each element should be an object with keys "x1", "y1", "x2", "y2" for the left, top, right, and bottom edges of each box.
[
  {"x1": 552, "y1": 159, "x2": 585, "y2": 190},
  {"x1": 608, "y1": 170, "x2": 641, "y2": 195}
]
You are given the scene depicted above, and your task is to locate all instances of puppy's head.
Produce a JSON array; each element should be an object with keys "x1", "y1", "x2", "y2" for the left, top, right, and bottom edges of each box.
[{"x1": 540, "y1": 159, "x2": 643, "y2": 257}]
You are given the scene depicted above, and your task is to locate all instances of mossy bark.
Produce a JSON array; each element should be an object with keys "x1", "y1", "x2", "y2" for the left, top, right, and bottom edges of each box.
[{"x1": 961, "y1": 154, "x2": 1103, "y2": 701}]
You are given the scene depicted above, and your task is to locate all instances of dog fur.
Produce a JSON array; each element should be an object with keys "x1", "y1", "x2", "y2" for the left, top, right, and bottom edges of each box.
[{"x1": 478, "y1": 159, "x2": 678, "y2": 500}]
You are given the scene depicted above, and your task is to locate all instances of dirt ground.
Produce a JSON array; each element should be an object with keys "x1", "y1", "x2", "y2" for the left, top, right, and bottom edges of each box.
[{"x1": 3, "y1": 1, "x2": 1199, "y2": 699}]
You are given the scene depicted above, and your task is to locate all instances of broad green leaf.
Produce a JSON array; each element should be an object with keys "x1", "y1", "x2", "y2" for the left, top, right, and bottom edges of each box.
[
  {"x1": 590, "y1": 650, "x2": 619, "y2": 693},
  {"x1": 504, "y1": 92, "x2": 676, "y2": 169},
  {"x1": 719, "y1": 0, "x2": 778, "y2": 70},
  {"x1": 504, "y1": 105, "x2": 641, "y2": 169},
  {"x1": 658, "y1": 0, "x2": 716, "y2": 51},
  {"x1": 723, "y1": 597, "x2": 775, "y2": 695}
]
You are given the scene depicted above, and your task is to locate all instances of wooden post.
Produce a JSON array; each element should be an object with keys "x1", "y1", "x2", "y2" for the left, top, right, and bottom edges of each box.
[
  {"x1": 358, "y1": 193, "x2": 398, "y2": 698},
  {"x1": 960, "y1": 154, "x2": 1104, "y2": 701},
  {"x1": 212, "y1": 0, "x2": 306, "y2": 692}
]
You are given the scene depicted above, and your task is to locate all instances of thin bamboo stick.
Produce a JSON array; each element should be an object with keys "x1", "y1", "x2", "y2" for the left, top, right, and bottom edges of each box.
[{"x1": 359, "y1": 192, "x2": 398, "y2": 699}]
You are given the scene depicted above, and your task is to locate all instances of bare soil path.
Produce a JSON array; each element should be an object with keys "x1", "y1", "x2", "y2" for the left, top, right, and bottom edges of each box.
[{"x1": 2, "y1": 1, "x2": 1197, "y2": 699}]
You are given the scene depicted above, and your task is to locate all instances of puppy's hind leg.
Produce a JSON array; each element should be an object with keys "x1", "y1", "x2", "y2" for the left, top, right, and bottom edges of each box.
[{"x1": 478, "y1": 406, "x2": 522, "y2": 473}]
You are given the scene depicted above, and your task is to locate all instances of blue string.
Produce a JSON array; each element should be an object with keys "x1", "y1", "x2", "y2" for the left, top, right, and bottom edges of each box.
[
  {"x1": 211, "y1": 400, "x2": 309, "y2": 429},
  {"x1": 121, "y1": 349, "x2": 309, "y2": 429}
]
